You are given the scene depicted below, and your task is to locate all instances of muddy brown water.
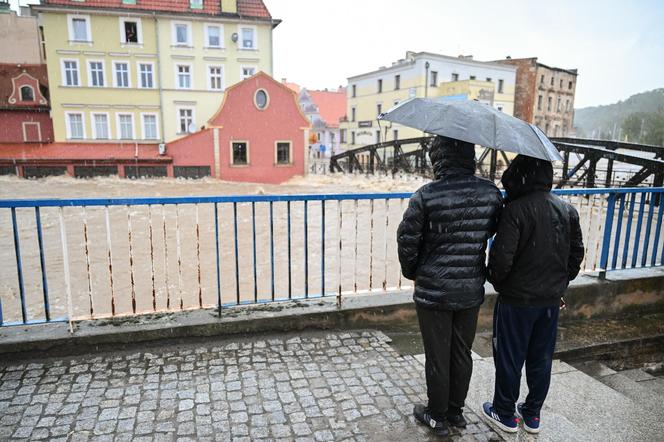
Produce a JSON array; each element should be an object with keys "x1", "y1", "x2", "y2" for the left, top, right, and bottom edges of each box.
[{"x1": 0, "y1": 174, "x2": 658, "y2": 324}]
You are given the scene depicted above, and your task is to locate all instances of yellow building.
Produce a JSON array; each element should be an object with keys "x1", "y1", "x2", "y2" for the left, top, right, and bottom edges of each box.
[
  {"x1": 340, "y1": 51, "x2": 517, "y2": 149},
  {"x1": 34, "y1": 0, "x2": 279, "y2": 144}
]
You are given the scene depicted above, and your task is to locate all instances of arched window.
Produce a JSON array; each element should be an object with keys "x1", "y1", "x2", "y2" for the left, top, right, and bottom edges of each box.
[{"x1": 20, "y1": 86, "x2": 34, "y2": 102}]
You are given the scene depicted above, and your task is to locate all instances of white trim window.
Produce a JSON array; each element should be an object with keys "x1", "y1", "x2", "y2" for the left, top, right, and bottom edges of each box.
[
  {"x1": 138, "y1": 62, "x2": 154, "y2": 88},
  {"x1": 88, "y1": 60, "x2": 105, "y2": 87},
  {"x1": 66, "y1": 112, "x2": 85, "y2": 139},
  {"x1": 231, "y1": 141, "x2": 249, "y2": 165},
  {"x1": 239, "y1": 26, "x2": 256, "y2": 50},
  {"x1": 117, "y1": 113, "x2": 135, "y2": 139},
  {"x1": 177, "y1": 107, "x2": 195, "y2": 134},
  {"x1": 208, "y1": 65, "x2": 224, "y2": 91},
  {"x1": 119, "y1": 17, "x2": 143, "y2": 44},
  {"x1": 113, "y1": 61, "x2": 131, "y2": 88},
  {"x1": 275, "y1": 141, "x2": 292, "y2": 165},
  {"x1": 241, "y1": 66, "x2": 255, "y2": 80},
  {"x1": 62, "y1": 59, "x2": 80, "y2": 86},
  {"x1": 172, "y1": 21, "x2": 192, "y2": 46},
  {"x1": 205, "y1": 24, "x2": 223, "y2": 48},
  {"x1": 91, "y1": 113, "x2": 110, "y2": 139},
  {"x1": 141, "y1": 113, "x2": 159, "y2": 140},
  {"x1": 176, "y1": 64, "x2": 192, "y2": 89},
  {"x1": 67, "y1": 15, "x2": 91, "y2": 42},
  {"x1": 20, "y1": 86, "x2": 35, "y2": 102}
]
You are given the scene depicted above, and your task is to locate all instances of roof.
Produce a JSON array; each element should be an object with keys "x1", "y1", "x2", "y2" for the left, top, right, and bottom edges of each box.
[
  {"x1": 0, "y1": 64, "x2": 49, "y2": 109},
  {"x1": 281, "y1": 80, "x2": 301, "y2": 93},
  {"x1": 494, "y1": 57, "x2": 578, "y2": 76},
  {"x1": 40, "y1": 0, "x2": 273, "y2": 20},
  {"x1": 307, "y1": 89, "x2": 346, "y2": 128},
  {"x1": 0, "y1": 142, "x2": 167, "y2": 162}
]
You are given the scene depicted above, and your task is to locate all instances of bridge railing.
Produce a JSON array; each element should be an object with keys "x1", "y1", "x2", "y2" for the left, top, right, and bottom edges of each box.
[{"x1": 0, "y1": 187, "x2": 662, "y2": 329}]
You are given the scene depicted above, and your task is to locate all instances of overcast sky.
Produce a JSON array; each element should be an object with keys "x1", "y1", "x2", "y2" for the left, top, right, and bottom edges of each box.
[{"x1": 12, "y1": 0, "x2": 664, "y2": 108}]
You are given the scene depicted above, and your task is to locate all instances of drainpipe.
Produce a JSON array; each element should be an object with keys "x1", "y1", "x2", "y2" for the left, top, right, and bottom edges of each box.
[
  {"x1": 424, "y1": 61, "x2": 430, "y2": 98},
  {"x1": 154, "y1": 13, "x2": 166, "y2": 151}
]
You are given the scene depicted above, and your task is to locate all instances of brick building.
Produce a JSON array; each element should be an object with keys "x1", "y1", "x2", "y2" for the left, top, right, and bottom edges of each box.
[{"x1": 496, "y1": 57, "x2": 577, "y2": 137}]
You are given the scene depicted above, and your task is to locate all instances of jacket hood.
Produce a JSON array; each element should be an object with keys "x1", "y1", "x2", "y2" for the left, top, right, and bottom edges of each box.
[
  {"x1": 428, "y1": 136, "x2": 476, "y2": 179},
  {"x1": 501, "y1": 154, "x2": 553, "y2": 201}
]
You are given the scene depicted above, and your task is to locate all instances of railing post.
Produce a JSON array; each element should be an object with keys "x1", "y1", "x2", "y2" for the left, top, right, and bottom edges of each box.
[{"x1": 599, "y1": 193, "x2": 617, "y2": 279}]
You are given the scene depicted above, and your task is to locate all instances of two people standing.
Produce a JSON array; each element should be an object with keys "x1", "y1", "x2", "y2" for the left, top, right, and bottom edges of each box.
[{"x1": 397, "y1": 136, "x2": 584, "y2": 437}]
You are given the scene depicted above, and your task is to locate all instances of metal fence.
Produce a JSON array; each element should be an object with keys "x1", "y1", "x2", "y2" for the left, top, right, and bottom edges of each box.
[{"x1": 0, "y1": 187, "x2": 662, "y2": 330}]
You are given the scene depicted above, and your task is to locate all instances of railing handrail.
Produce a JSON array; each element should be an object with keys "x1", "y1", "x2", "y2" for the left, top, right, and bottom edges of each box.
[{"x1": 0, "y1": 187, "x2": 662, "y2": 208}]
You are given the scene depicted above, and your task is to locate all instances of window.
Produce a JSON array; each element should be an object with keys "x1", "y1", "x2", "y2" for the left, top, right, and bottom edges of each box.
[
  {"x1": 565, "y1": 99, "x2": 570, "y2": 111},
  {"x1": 122, "y1": 0, "x2": 136, "y2": 4},
  {"x1": 431, "y1": 71, "x2": 438, "y2": 86},
  {"x1": 469, "y1": 75, "x2": 476, "y2": 80},
  {"x1": 178, "y1": 108, "x2": 194, "y2": 134},
  {"x1": 254, "y1": 89, "x2": 268, "y2": 109},
  {"x1": 376, "y1": 103, "x2": 382, "y2": 116},
  {"x1": 92, "y1": 113, "x2": 109, "y2": 139},
  {"x1": 547, "y1": 96, "x2": 552, "y2": 111},
  {"x1": 498, "y1": 79, "x2": 504, "y2": 93},
  {"x1": 340, "y1": 129, "x2": 347, "y2": 143},
  {"x1": 560, "y1": 79, "x2": 563, "y2": 88},
  {"x1": 568, "y1": 81, "x2": 573, "y2": 90},
  {"x1": 232, "y1": 142, "x2": 248, "y2": 165},
  {"x1": 351, "y1": 84, "x2": 356, "y2": 97},
  {"x1": 241, "y1": 66, "x2": 255, "y2": 80},
  {"x1": 190, "y1": 0, "x2": 203, "y2": 9},
  {"x1": 66, "y1": 112, "x2": 84, "y2": 139},
  {"x1": 68, "y1": 15, "x2": 90, "y2": 42},
  {"x1": 173, "y1": 22, "x2": 191, "y2": 46},
  {"x1": 176, "y1": 64, "x2": 192, "y2": 89},
  {"x1": 394, "y1": 75, "x2": 400, "y2": 90},
  {"x1": 486, "y1": 77, "x2": 492, "y2": 82},
  {"x1": 550, "y1": 76, "x2": 554, "y2": 86},
  {"x1": 138, "y1": 63, "x2": 154, "y2": 88},
  {"x1": 351, "y1": 107, "x2": 356, "y2": 122},
  {"x1": 120, "y1": 18, "x2": 141, "y2": 44},
  {"x1": 142, "y1": 114, "x2": 158, "y2": 139},
  {"x1": 545, "y1": 123, "x2": 550, "y2": 134},
  {"x1": 537, "y1": 95, "x2": 543, "y2": 111},
  {"x1": 63, "y1": 60, "x2": 80, "y2": 86},
  {"x1": 208, "y1": 66, "x2": 223, "y2": 90},
  {"x1": 351, "y1": 131, "x2": 355, "y2": 144},
  {"x1": 540, "y1": 74, "x2": 544, "y2": 84},
  {"x1": 375, "y1": 130, "x2": 381, "y2": 144},
  {"x1": 88, "y1": 61, "x2": 104, "y2": 87},
  {"x1": 317, "y1": 132, "x2": 321, "y2": 142},
  {"x1": 240, "y1": 27, "x2": 255, "y2": 49},
  {"x1": 117, "y1": 114, "x2": 134, "y2": 139},
  {"x1": 276, "y1": 142, "x2": 291, "y2": 165},
  {"x1": 377, "y1": 79, "x2": 383, "y2": 93},
  {"x1": 206, "y1": 25, "x2": 222, "y2": 48},
  {"x1": 451, "y1": 73, "x2": 459, "y2": 81},
  {"x1": 20, "y1": 86, "x2": 34, "y2": 102},
  {"x1": 557, "y1": 97, "x2": 561, "y2": 112},
  {"x1": 113, "y1": 62, "x2": 130, "y2": 88},
  {"x1": 393, "y1": 129, "x2": 398, "y2": 140}
]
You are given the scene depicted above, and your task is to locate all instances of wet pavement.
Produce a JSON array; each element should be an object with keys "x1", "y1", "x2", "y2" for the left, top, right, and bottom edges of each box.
[{"x1": 0, "y1": 330, "x2": 499, "y2": 441}]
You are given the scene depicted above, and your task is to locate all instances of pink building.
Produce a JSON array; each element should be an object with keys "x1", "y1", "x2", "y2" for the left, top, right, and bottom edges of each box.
[{"x1": 168, "y1": 72, "x2": 310, "y2": 184}]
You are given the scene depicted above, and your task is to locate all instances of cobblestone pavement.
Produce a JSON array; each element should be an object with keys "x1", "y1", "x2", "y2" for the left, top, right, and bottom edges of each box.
[{"x1": 0, "y1": 330, "x2": 499, "y2": 441}]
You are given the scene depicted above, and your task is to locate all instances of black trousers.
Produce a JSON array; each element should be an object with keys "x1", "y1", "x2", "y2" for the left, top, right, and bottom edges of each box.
[
  {"x1": 492, "y1": 301, "x2": 559, "y2": 418},
  {"x1": 416, "y1": 304, "x2": 480, "y2": 420}
]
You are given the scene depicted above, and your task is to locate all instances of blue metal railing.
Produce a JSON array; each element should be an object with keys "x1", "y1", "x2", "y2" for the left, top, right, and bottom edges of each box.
[{"x1": 0, "y1": 187, "x2": 662, "y2": 329}]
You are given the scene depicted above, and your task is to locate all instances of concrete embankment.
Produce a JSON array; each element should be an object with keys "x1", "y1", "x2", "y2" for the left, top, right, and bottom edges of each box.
[{"x1": 1, "y1": 268, "x2": 663, "y2": 356}]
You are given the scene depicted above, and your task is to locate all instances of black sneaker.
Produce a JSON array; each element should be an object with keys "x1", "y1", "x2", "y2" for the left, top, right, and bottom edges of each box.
[
  {"x1": 413, "y1": 403, "x2": 450, "y2": 437},
  {"x1": 446, "y1": 412, "x2": 467, "y2": 428}
]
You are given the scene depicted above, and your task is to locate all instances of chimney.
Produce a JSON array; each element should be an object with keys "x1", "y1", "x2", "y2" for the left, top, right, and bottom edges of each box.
[
  {"x1": 506, "y1": 55, "x2": 512, "y2": 59},
  {"x1": 221, "y1": 0, "x2": 237, "y2": 14}
]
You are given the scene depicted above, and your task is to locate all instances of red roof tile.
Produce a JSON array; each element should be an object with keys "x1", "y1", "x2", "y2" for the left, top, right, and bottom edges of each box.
[
  {"x1": 43, "y1": 0, "x2": 272, "y2": 19},
  {"x1": 308, "y1": 89, "x2": 346, "y2": 128},
  {"x1": 0, "y1": 142, "x2": 168, "y2": 161},
  {"x1": 0, "y1": 64, "x2": 49, "y2": 109}
]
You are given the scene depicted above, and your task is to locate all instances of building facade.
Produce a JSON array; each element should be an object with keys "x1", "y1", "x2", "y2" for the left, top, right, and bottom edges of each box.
[
  {"x1": 340, "y1": 51, "x2": 517, "y2": 149},
  {"x1": 298, "y1": 87, "x2": 345, "y2": 158},
  {"x1": 495, "y1": 57, "x2": 577, "y2": 137},
  {"x1": 0, "y1": 5, "x2": 44, "y2": 64},
  {"x1": 0, "y1": 64, "x2": 54, "y2": 143},
  {"x1": 34, "y1": 0, "x2": 278, "y2": 145}
]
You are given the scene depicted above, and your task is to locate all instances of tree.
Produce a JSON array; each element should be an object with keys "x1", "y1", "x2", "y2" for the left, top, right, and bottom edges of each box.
[
  {"x1": 621, "y1": 112, "x2": 646, "y2": 142},
  {"x1": 643, "y1": 111, "x2": 664, "y2": 146}
]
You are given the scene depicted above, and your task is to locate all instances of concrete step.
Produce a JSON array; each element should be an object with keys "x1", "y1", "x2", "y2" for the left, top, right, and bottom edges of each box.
[{"x1": 414, "y1": 354, "x2": 664, "y2": 441}]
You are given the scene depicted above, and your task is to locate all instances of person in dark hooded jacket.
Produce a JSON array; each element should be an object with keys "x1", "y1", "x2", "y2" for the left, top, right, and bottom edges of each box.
[
  {"x1": 397, "y1": 135, "x2": 502, "y2": 437},
  {"x1": 481, "y1": 155, "x2": 584, "y2": 434}
]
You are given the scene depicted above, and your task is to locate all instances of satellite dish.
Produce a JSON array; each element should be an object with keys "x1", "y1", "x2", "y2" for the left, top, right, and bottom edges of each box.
[{"x1": 188, "y1": 123, "x2": 197, "y2": 133}]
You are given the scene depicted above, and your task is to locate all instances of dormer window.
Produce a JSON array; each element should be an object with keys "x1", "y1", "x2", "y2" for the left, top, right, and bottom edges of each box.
[{"x1": 20, "y1": 86, "x2": 34, "y2": 102}]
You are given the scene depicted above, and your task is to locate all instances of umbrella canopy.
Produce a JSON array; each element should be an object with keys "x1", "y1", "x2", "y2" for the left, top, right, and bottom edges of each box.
[{"x1": 378, "y1": 97, "x2": 563, "y2": 162}]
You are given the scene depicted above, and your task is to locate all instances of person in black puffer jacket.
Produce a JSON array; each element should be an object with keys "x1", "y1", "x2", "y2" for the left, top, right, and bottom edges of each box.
[
  {"x1": 481, "y1": 155, "x2": 584, "y2": 434},
  {"x1": 397, "y1": 135, "x2": 502, "y2": 437}
]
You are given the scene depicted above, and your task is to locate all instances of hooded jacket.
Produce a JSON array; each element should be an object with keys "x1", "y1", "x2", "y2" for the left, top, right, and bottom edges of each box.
[
  {"x1": 397, "y1": 136, "x2": 503, "y2": 311},
  {"x1": 487, "y1": 155, "x2": 585, "y2": 306}
]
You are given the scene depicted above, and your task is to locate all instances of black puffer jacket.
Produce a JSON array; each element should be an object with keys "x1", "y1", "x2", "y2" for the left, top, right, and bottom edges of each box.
[
  {"x1": 397, "y1": 136, "x2": 503, "y2": 311},
  {"x1": 488, "y1": 155, "x2": 585, "y2": 307}
]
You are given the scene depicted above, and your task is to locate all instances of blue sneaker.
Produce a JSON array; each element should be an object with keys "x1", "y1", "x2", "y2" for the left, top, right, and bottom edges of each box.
[
  {"x1": 481, "y1": 402, "x2": 519, "y2": 433},
  {"x1": 516, "y1": 403, "x2": 540, "y2": 434}
]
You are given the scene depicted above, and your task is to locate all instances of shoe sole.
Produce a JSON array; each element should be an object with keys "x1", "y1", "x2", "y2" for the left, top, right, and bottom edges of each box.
[
  {"x1": 481, "y1": 408, "x2": 518, "y2": 433},
  {"x1": 515, "y1": 408, "x2": 541, "y2": 434}
]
